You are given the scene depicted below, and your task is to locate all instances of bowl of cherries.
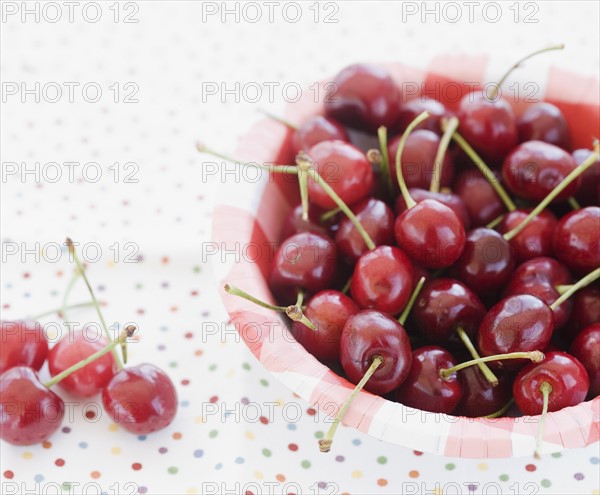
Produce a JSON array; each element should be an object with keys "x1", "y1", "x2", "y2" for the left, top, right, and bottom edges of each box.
[{"x1": 207, "y1": 46, "x2": 599, "y2": 458}]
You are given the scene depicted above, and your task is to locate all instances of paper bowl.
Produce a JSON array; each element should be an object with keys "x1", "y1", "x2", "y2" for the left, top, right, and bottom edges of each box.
[{"x1": 211, "y1": 54, "x2": 600, "y2": 458}]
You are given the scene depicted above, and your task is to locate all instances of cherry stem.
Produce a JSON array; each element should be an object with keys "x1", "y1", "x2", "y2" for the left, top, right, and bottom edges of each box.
[
  {"x1": 395, "y1": 112, "x2": 430, "y2": 209},
  {"x1": 554, "y1": 285, "x2": 570, "y2": 296},
  {"x1": 296, "y1": 153, "x2": 312, "y2": 221},
  {"x1": 259, "y1": 110, "x2": 298, "y2": 130},
  {"x1": 504, "y1": 146, "x2": 600, "y2": 241},
  {"x1": 320, "y1": 207, "x2": 341, "y2": 223},
  {"x1": 430, "y1": 116, "x2": 458, "y2": 193},
  {"x1": 550, "y1": 268, "x2": 600, "y2": 311},
  {"x1": 485, "y1": 213, "x2": 505, "y2": 230},
  {"x1": 568, "y1": 197, "x2": 581, "y2": 210},
  {"x1": 61, "y1": 270, "x2": 80, "y2": 324},
  {"x1": 456, "y1": 326, "x2": 499, "y2": 387},
  {"x1": 446, "y1": 127, "x2": 517, "y2": 212},
  {"x1": 44, "y1": 325, "x2": 136, "y2": 388},
  {"x1": 484, "y1": 398, "x2": 515, "y2": 419},
  {"x1": 66, "y1": 238, "x2": 123, "y2": 370},
  {"x1": 196, "y1": 143, "x2": 299, "y2": 175},
  {"x1": 489, "y1": 44, "x2": 565, "y2": 100},
  {"x1": 398, "y1": 276, "x2": 426, "y2": 325},
  {"x1": 377, "y1": 126, "x2": 394, "y2": 199},
  {"x1": 28, "y1": 301, "x2": 100, "y2": 321},
  {"x1": 307, "y1": 168, "x2": 376, "y2": 250},
  {"x1": 341, "y1": 276, "x2": 352, "y2": 295},
  {"x1": 534, "y1": 381, "x2": 553, "y2": 459},
  {"x1": 319, "y1": 355, "x2": 383, "y2": 453},
  {"x1": 439, "y1": 350, "x2": 545, "y2": 380}
]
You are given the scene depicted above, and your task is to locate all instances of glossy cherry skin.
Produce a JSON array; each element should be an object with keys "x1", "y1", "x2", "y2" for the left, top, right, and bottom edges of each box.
[
  {"x1": 48, "y1": 329, "x2": 118, "y2": 398},
  {"x1": 395, "y1": 188, "x2": 471, "y2": 230},
  {"x1": 292, "y1": 290, "x2": 359, "y2": 362},
  {"x1": 0, "y1": 366, "x2": 64, "y2": 445},
  {"x1": 573, "y1": 148, "x2": 600, "y2": 206},
  {"x1": 567, "y1": 284, "x2": 600, "y2": 341},
  {"x1": 102, "y1": 363, "x2": 177, "y2": 434},
  {"x1": 502, "y1": 256, "x2": 572, "y2": 288},
  {"x1": 340, "y1": 310, "x2": 412, "y2": 395},
  {"x1": 306, "y1": 140, "x2": 374, "y2": 209},
  {"x1": 497, "y1": 209, "x2": 557, "y2": 263},
  {"x1": 395, "y1": 199, "x2": 466, "y2": 269},
  {"x1": 324, "y1": 63, "x2": 400, "y2": 132},
  {"x1": 395, "y1": 346, "x2": 462, "y2": 414},
  {"x1": 553, "y1": 207, "x2": 600, "y2": 274},
  {"x1": 0, "y1": 320, "x2": 48, "y2": 375},
  {"x1": 477, "y1": 294, "x2": 554, "y2": 370},
  {"x1": 454, "y1": 169, "x2": 505, "y2": 227},
  {"x1": 411, "y1": 278, "x2": 486, "y2": 347},
  {"x1": 350, "y1": 246, "x2": 414, "y2": 315},
  {"x1": 451, "y1": 228, "x2": 515, "y2": 294},
  {"x1": 502, "y1": 141, "x2": 580, "y2": 202},
  {"x1": 454, "y1": 367, "x2": 514, "y2": 417},
  {"x1": 280, "y1": 204, "x2": 328, "y2": 240},
  {"x1": 517, "y1": 102, "x2": 570, "y2": 150},
  {"x1": 397, "y1": 97, "x2": 451, "y2": 134},
  {"x1": 335, "y1": 197, "x2": 395, "y2": 264},
  {"x1": 388, "y1": 130, "x2": 453, "y2": 191},
  {"x1": 457, "y1": 93, "x2": 518, "y2": 165},
  {"x1": 513, "y1": 351, "x2": 589, "y2": 415},
  {"x1": 269, "y1": 232, "x2": 337, "y2": 301},
  {"x1": 291, "y1": 115, "x2": 348, "y2": 155},
  {"x1": 570, "y1": 323, "x2": 600, "y2": 398}
]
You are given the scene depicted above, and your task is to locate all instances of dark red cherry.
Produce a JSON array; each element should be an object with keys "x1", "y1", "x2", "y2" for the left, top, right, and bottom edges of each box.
[
  {"x1": 324, "y1": 63, "x2": 400, "y2": 132},
  {"x1": 411, "y1": 278, "x2": 486, "y2": 347},
  {"x1": 0, "y1": 320, "x2": 48, "y2": 375},
  {"x1": 0, "y1": 366, "x2": 64, "y2": 445},
  {"x1": 48, "y1": 329, "x2": 118, "y2": 398},
  {"x1": 513, "y1": 351, "x2": 589, "y2": 415},
  {"x1": 570, "y1": 323, "x2": 600, "y2": 398},
  {"x1": 497, "y1": 208, "x2": 557, "y2": 263},
  {"x1": 503, "y1": 256, "x2": 572, "y2": 288},
  {"x1": 553, "y1": 206, "x2": 600, "y2": 275},
  {"x1": 572, "y1": 148, "x2": 600, "y2": 206},
  {"x1": 388, "y1": 130, "x2": 453, "y2": 191},
  {"x1": 280, "y1": 204, "x2": 328, "y2": 240},
  {"x1": 269, "y1": 232, "x2": 337, "y2": 300},
  {"x1": 292, "y1": 290, "x2": 359, "y2": 362},
  {"x1": 335, "y1": 197, "x2": 394, "y2": 263},
  {"x1": 457, "y1": 93, "x2": 518, "y2": 165},
  {"x1": 502, "y1": 141, "x2": 579, "y2": 202},
  {"x1": 340, "y1": 310, "x2": 412, "y2": 395},
  {"x1": 395, "y1": 346, "x2": 462, "y2": 414},
  {"x1": 397, "y1": 98, "x2": 451, "y2": 134},
  {"x1": 454, "y1": 367, "x2": 513, "y2": 417},
  {"x1": 102, "y1": 363, "x2": 178, "y2": 434},
  {"x1": 395, "y1": 188, "x2": 471, "y2": 230},
  {"x1": 395, "y1": 199, "x2": 466, "y2": 269},
  {"x1": 306, "y1": 140, "x2": 374, "y2": 209},
  {"x1": 451, "y1": 228, "x2": 515, "y2": 294},
  {"x1": 291, "y1": 116, "x2": 348, "y2": 155},
  {"x1": 517, "y1": 102, "x2": 570, "y2": 150},
  {"x1": 568, "y1": 284, "x2": 600, "y2": 340},
  {"x1": 477, "y1": 295, "x2": 554, "y2": 370},
  {"x1": 454, "y1": 169, "x2": 505, "y2": 227},
  {"x1": 350, "y1": 246, "x2": 414, "y2": 315}
]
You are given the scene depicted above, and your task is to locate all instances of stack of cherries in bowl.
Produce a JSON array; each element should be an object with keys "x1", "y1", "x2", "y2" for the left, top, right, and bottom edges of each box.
[{"x1": 213, "y1": 47, "x2": 600, "y2": 455}]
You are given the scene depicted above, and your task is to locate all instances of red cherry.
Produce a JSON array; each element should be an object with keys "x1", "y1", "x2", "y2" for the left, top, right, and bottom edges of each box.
[
  {"x1": 454, "y1": 367, "x2": 513, "y2": 417},
  {"x1": 454, "y1": 169, "x2": 505, "y2": 227},
  {"x1": 334, "y1": 197, "x2": 394, "y2": 263},
  {"x1": 291, "y1": 116, "x2": 348, "y2": 155},
  {"x1": 292, "y1": 290, "x2": 359, "y2": 362},
  {"x1": 340, "y1": 310, "x2": 412, "y2": 395},
  {"x1": 395, "y1": 346, "x2": 462, "y2": 414},
  {"x1": 502, "y1": 141, "x2": 579, "y2": 202},
  {"x1": 324, "y1": 64, "x2": 400, "y2": 132},
  {"x1": 553, "y1": 206, "x2": 600, "y2": 275},
  {"x1": 497, "y1": 208, "x2": 557, "y2": 263},
  {"x1": 517, "y1": 102, "x2": 570, "y2": 150},
  {"x1": 0, "y1": 320, "x2": 48, "y2": 375},
  {"x1": 513, "y1": 351, "x2": 589, "y2": 415},
  {"x1": 477, "y1": 294, "x2": 554, "y2": 370},
  {"x1": 570, "y1": 323, "x2": 600, "y2": 398},
  {"x1": 0, "y1": 366, "x2": 64, "y2": 445},
  {"x1": 48, "y1": 329, "x2": 118, "y2": 398},
  {"x1": 306, "y1": 140, "x2": 374, "y2": 209},
  {"x1": 397, "y1": 98, "x2": 451, "y2": 134},
  {"x1": 395, "y1": 188, "x2": 471, "y2": 230},
  {"x1": 350, "y1": 246, "x2": 414, "y2": 315},
  {"x1": 502, "y1": 256, "x2": 572, "y2": 288},
  {"x1": 280, "y1": 204, "x2": 328, "y2": 240},
  {"x1": 567, "y1": 284, "x2": 600, "y2": 340},
  {"x1": 572, "y1": 148, "x2": 600, "y2": 206},
  {"x1": 102, "y1": 363, "x2": 178, "y2": 434},
  {"x1": 457, "y1": 93, "x2": 517, "y2": 165}
]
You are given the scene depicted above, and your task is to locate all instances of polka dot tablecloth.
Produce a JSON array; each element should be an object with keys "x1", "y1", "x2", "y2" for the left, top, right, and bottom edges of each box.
[{"x1": 1, "y1": 2, "x2": 599, "y2": 494}]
